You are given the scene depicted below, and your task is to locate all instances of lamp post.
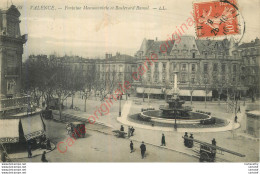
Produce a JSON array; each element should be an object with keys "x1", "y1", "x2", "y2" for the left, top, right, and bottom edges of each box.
[
  {"x1": 204, "y1": 77, "x2": 208, "y2": 109},
  {"x1": 119, "y1": 95, "x2": 121, "y2": 117}
]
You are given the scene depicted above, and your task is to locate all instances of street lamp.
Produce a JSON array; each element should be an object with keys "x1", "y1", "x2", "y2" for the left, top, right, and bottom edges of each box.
[
  {"x1": 204, "y1": 77, "x2": 208, "y2": 109},
  {"x1": 119, "y1": 95, "x2": 121, "y2": 117}
]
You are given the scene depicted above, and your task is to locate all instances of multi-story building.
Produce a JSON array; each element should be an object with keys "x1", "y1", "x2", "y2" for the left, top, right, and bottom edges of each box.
[
  {"x1": 237, "y1": 38, "x2": 260, "y2": 99},
  {"x1": 0, "y1": 5, "x2": 45, "y2": 146},
  {"x1": 133, "y1": 36, "x2": 245, "y2": 101},
  {"x1": 95, "y1": 52, "x2": 136, "y2": 94},
  {"x1": 0, "y1": 5, "x2": 28, "y2": 112}
]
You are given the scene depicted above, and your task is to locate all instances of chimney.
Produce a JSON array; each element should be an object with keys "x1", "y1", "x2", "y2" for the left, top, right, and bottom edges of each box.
[
  {"x1": 156, "y1": 37, "x2": 158, "y2": 41},
  {"x1": 255, "y1": 37, "x2": 260, "y2": 45}
]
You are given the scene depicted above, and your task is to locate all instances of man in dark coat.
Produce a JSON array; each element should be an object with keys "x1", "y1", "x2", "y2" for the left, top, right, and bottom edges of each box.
[
  {"x1": 184, "y1": 132, "x2": 188, "y2": 147},
  {"x1": 130, "y1": 141, "x2": 134, "y2": 153},
  {"x1": 120, "y1": 125, "x2": 124, "y2": 132},
  {"x1": 188, "y1": 134, "x2": 194, "y2": 148},
  {"x1": 140, "y1": 141, "x2": 146, "y2": 159},
  {"x1": 212, "y1": 138, "x2": 217, "y2": 157},
  {"x1": 130, "y1": 127, "x2": 135, "y2": 136},
  {"x1": 46, "y1": 139, "x2": 51, "y2": 150},
  {"x1": 41, "y1": 151, "x2": 48, "y2": 162},
  {"x1": 161, "y1": 133, "x2": 166, "y2": 146},
  {"x1": 212, "y1": 138, "x2": 216, "y2": 146},
  {"x1": 27, "y1": 143, "x2": 32, "y2": 158}
]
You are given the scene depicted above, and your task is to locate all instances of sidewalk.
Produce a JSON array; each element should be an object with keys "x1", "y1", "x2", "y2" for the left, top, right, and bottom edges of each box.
[
  {"x1": 50, "y1": 99, "x2": 259, "y2": 162},
  {"x1": 117, "y1": 101, "x2": 240, "y2": 133},
  {"x1": 8, "y1": 143, "x2": 55, "y2": 160}
]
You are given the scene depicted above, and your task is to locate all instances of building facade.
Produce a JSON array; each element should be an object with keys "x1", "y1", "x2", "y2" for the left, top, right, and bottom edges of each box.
[
  {"x1": 133, "y1": 36, "x2": 246, "y2": 100},
  {"x1": 95, "y1": 52, "x2": 136, "y2": 95},
  {"x1": 237, "y1": 38, "x2": 260, "y2": 99},
  {"x1": 0, "y1": 5, "x2": 28, "y2": 113}
]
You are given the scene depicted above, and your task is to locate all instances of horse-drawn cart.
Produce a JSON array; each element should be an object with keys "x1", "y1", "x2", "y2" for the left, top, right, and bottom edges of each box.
[
  {"x1": 66, "y1": 122, "x2": 86, "y2": 139},
  {"x1": 112, "y1": 130, "x2": 127, "y2": 138}
]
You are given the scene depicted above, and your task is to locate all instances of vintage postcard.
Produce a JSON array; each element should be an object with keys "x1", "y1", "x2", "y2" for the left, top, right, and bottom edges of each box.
[{"x1": 0, "y1": 0, "x2": 259, "y2": 169}]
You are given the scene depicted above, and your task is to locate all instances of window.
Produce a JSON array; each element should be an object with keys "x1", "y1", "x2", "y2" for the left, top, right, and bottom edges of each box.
[
  {"x1": 204, "y1": 63, "x2": 208, "y2": 73},
  {"x1": 252, "y1": 68, "x2": 255, "y2": 74},
  {"x1": 147, "y1": 74, "x2": 151, "y2": 82},
  {"x1": 213, "y1": 63, "x2": 218, "y2": 71},
  {"x1": 192, "y1": 52, "x2": 196, "y2": 58},
  {"x1": 154, "y1": 74, "x2": 159, "y2": 82},
  {"x1": 232, "y1": 77, "x2": 236, "y2": 83},
  {"x1": 252, "y1": 57, "x2": 256, "y2": 64},
  {"x1": 171, "y1": 75, "x2": 174, "y2": 83},
  {"x1": 191, "y1": 77, "x2": 195, "y2": 84},
  {"x1": 155, "y1": 63, "x2": 158, "y2": 69},
  {"x1": 162, "y1": 76, "x2": 166, "y2": 83},
  {"x1": 173, "y1": 63, "x2": 177, "y2": 71},
  {"x1": 163, "y1": 63, "x2": 166, "y2": 71},
  {"x1": 181, "y1": 64, "x2": 187, "y2": 71},
  {"x1": 181, "y1": 73, "x2": 186, "y2": 83},
  {"x1": 221, "y1": 64, "x2": 226, "y2": 73},
  {"x1": 233, "y1": 64, "x2": 237, "y2": 73},
  {"x1": 192, "y1": 64, "x2": 196, "y2": 72}
]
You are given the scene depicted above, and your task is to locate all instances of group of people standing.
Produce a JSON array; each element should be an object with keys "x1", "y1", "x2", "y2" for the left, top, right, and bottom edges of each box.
[
  {"x1": 120, "y1": 125, "x2": 135, "y2": 137},
  {"x1": 183, "y1": 132, "x2": 194, "y2": 148},
  {"x1": 129, "y1": 141, "x2": 146, "y2": 159},
  {"x1": 128, "y1": 133, "x2": 166, "y2": 159}
]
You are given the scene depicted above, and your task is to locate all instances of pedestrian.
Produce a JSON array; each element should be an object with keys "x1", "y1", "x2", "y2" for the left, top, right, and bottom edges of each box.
[
  {"x1": 120, "y1": 125, "x2": 124, "y2": 132},
  {"x1": 188, "y1": 134, "x2": 194, "y2": 148},
  {"x1": 27, "y1": 143, "x2": 32, "y2": 158},
  {"x1": 140, "y1": 141, "x2": 146, "y2": 159},
  {"x1": 161, "y1": 133, "x2": 166, "y2": 146},
  {"x1": 238, "y1": 105, "x2": 241, "y2": 113},
  {"x1": 234, "y1": 115, "x2": 238, "y2": 123},
  {"x1": 130, "y1": 127, "x2": 135, "y2": 136},
  {"x1": 41, "y1": 151, "x2": 48, "y2": 162},
  {"x1": 1, "y1": 151, "x2": 6, "y2": 162},
  {"x1": 46, "y1": 139, "x2": 51, "y2": 150},
  {"x1": 184, "y1": 132, "x2": 188, "y2": 147},
  {"x1": 212, "y1": 138, "x2": 216, "y2": 146},
  {"x1": 128, "y1": 126, "x2": 131, "y2": 138},
  {"x1": 212, "y1": 138, "x2": 217, "y2": 157},
  {"x1": 130, "y1": 141, "x2": 134, "y2": 153}
]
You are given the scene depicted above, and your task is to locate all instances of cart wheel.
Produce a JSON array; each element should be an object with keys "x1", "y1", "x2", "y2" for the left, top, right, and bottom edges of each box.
[{"x1": 200, "y1": 152, "x2": 210, "y2": 162}]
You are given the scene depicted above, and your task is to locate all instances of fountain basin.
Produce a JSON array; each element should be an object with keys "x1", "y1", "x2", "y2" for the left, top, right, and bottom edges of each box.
[{"x1": 140, "y1": 110, "x2": 212, "y2": 124}]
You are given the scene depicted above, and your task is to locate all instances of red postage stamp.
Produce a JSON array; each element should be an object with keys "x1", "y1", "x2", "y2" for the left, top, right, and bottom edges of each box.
[{"x1": 193, "y1": 0, "x2": 240, "y2": 38}]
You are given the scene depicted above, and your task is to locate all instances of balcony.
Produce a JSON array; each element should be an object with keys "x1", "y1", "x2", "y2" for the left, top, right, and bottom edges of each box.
[{"x1": 0, "y1": 96, "x2": 30, "y2": 111}]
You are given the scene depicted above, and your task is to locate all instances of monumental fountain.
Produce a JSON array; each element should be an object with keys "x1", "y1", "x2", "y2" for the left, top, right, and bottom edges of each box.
[{"x1": 139, "y1": 72, "x2": 215, "y2": 125}]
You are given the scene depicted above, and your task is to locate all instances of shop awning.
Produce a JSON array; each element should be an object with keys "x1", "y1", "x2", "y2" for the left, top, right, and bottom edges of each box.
[
  {"x1": 180, "y1": 90, "x2": 212, "y2": 97},
  {"x1": 137, "y1": 87, "x2": 162, "y2": 94},
  {"x1": 0, "y1": 119, "x2": 20, "y2": 143},
  {"x1": 137, "y1": 87, "x2": 212, "y2": 97},
  {"x1": 136, "y1": 87, "x2": 145, "y2": 93},
  {"x1": 21, "y1": 115, "x2": 45, "y2": 141}
]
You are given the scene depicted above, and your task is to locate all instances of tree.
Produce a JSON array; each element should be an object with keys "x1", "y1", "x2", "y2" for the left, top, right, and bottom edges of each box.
[
  {"x1": 22, "y1": 56, "x2": 53, "y2": 107},
  {"x1": 82, "y1": 66, "x2": 96, "y2": 112},
  {"x1": 197, "y1": 62, "x2": 212, "y2": 108}
]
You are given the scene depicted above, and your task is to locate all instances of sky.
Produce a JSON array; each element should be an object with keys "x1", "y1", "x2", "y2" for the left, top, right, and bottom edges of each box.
[{"x1": 0, "y1": 0, "x2": 259, "y2": 58}]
